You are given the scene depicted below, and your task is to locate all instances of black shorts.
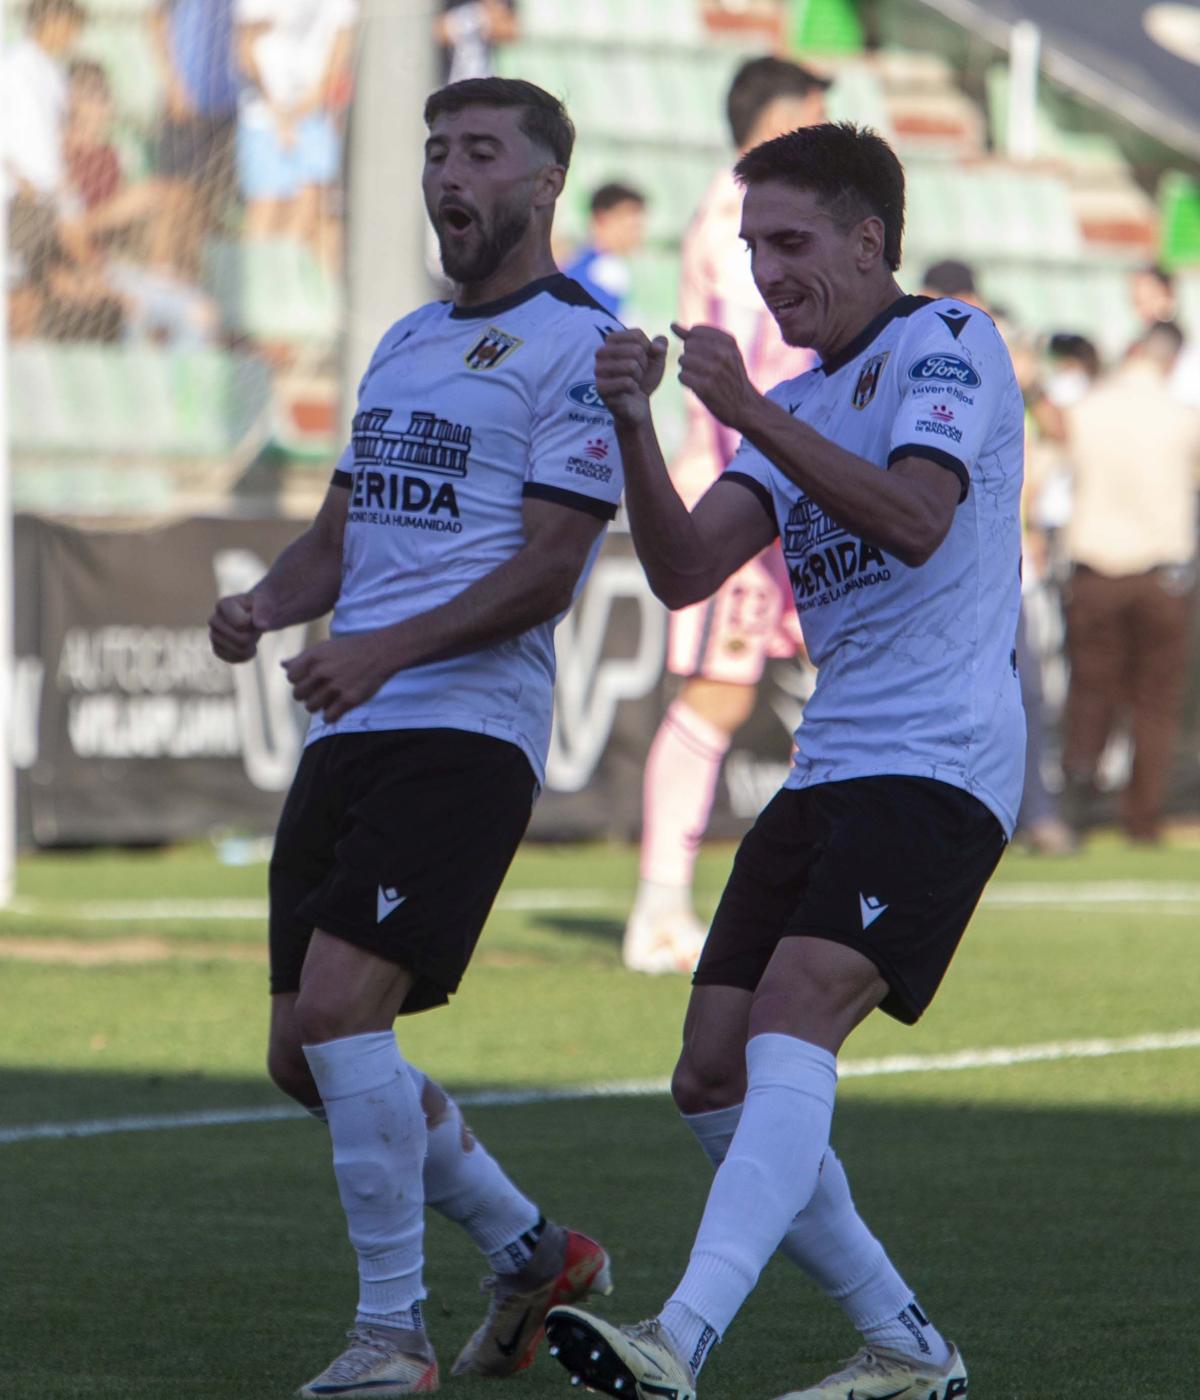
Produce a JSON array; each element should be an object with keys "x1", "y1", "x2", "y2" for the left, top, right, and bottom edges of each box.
[
  {"x1": 694, "y1": 777, "x2": 1006, "y2": 1024},
  {"x1": 269, "y1": 730, "x2": 536, "y2": 1015}
]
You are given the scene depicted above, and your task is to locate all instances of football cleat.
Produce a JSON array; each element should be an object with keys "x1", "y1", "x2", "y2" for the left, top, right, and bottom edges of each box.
[
  {"x1": 621, "y1": 907, "x2": 707, "y2": 975},
  {"x1": 545, "y1": 1308, "x2": 696, "y2": 1400},
  {"x1": 771, "y1": 1343, "x2": 968, "y2": 1399},
  {"x1": 298, "y1": 1323, "x2": 438, "y2": 1396},
  {"x1": 450, "y1": 1224, "x2": 613, "y2": 1378}
]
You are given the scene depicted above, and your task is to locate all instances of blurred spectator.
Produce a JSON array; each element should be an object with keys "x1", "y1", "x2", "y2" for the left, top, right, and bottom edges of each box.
[
  {"x1": 59, "y1": 59, "x2": 218, "y2": 345},
  {"x1": 63, "y1": 59, "x2": 121, "y2": 210},
  {"x1": 562, "y1": 183, "x2": 647, "y2": 319},
  {"x1": 435, "y1": 0, "x2": 517, "y2": 84},
  {"x1": 920, "y1": 257, "x2": 983, "y2": 309},
  {"x1": 3, "y1": 1, "x2": 129, "y2": 342},
  {"x1": 1044, "y1": 332, "x2": 1101, "y2": 408},
  {"x1": 147, "y1": 0, "x2": 240, "y2": 279},
  {"x1": 235, "y1": 0, "x2": 357, "y2": 270},
  {"x1": 1061, "y1": 323, "x2": 1200, "y2": 843},
  {"x1": 1129, "y1": 263, "x2": 1200, "y2": 409},
  {"x1": 3, "y1": 0, "x2": 87, "y2": 289}
]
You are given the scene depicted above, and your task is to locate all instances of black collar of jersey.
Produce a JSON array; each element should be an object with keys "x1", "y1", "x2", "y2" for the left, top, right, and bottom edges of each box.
[
  {"x1": 819, "y1": 293, "x2": 931, "y2": 376},
  {"x1": 447, "y1": 272, "x2": 611, "y2": 321}
]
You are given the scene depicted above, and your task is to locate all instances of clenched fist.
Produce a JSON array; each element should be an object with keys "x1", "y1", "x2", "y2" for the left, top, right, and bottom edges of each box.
[
  {"x1": 209, "y1": 592, "x2": 272, "y2": 663},
  {"x1": 282, "y1": 634, "x2": 391, "y2": 722},
  {"x1": 673, "y1": 321, "x2": 757, "y2": 430},
  {"x1": 595, "y1": 329, "x2": 669, "y2": 427}
]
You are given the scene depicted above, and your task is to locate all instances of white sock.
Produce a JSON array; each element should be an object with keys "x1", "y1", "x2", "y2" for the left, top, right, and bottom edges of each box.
[
  {"x1": 406, "y1": 1066, "x2": 543, "y2": 1273},
  {"x1": 662, "y1": 1035, "x2": 837, "y2": 1362},
  {"x1": 304, "y1": 1032, "x2": 427, "y2": 1328},
  {"x1": 682, "y1": 1106, "x2": 950, "y2": 1365},
  {"x1": 639, "y1": 700, "x2": 731, "y2": 889}
]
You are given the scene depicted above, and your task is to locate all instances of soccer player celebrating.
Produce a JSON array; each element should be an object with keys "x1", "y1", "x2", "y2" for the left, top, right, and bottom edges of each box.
[
  {"x1": 209, "y1": 78, "x2": 621, "y2": 1397},
  {"x1": 622, "y1": 57, "x2": 830, "y2": 975},
  {"x1": 547, "y1": 122, "x2": 1024, "y2": 1400}
]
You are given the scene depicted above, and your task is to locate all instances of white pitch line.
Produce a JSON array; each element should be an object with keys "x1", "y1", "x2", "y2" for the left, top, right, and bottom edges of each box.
[
  {"x1": 3, "y1": 1028, "x2": 1197, "y2": 1148},
  {"x1": 1, "y1": 889, "x2": 617, "y2": 921},
  {"x1": 5, "y1": 881, "x2": 1200, "y2": 923},
  {"x1": 983, "y1": 881, "x2": 1200, "y2": 907}
]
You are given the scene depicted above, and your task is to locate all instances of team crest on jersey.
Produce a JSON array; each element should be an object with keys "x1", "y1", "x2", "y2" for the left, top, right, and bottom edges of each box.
[
  {"x1": 851, "y1": 351, "x2": 889, "y2": 410},
  {"x1": 464, "y1": 325, "x2": 523, "y2": 371}
]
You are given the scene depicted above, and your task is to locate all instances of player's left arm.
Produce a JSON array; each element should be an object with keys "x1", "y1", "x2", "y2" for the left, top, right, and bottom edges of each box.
[
  {"x1": 676, "y1": 323, "x2": 961, "y2": 568},
  {"x1": 283, "y1": 496, "x2": 605, "y2": 721}
]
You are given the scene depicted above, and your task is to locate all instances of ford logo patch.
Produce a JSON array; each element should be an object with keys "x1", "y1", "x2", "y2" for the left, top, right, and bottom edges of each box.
[
  {"x1": 907, "y1": 354, "x2": 981, "y2": 387},
  {"x1": 566, "y1": 381, "x2": 610, "y2": 412}
]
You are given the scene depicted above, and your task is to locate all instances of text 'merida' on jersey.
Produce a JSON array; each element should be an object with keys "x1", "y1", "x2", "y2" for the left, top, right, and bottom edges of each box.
[{"x1": 316, "y1": 274, "x2": 625, "y2": 786}]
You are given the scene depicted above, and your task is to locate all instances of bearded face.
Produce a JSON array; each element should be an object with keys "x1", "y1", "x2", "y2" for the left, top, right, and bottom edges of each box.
[
  {"x1": 432, "y1": 188, "x2": 533, "y2": 287},
  {"x1": 423, "y1": 106, "x2": 555, "y2": 293}
]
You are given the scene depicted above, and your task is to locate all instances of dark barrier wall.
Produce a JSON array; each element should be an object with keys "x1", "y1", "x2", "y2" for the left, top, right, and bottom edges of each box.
[
  {"x1": 14, "y1": 514, "x2": 803, "y2": 846},
  {"x1": 16, "y1": 515, "x2": 315, "y2": 845},
  {"x1": 14, "y1": 515, "x2": 1200, "y2": 845}
]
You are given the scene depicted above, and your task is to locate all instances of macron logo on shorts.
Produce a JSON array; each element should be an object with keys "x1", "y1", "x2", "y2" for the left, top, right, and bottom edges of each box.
[
  {"x1": 377, "y1": 886, "x2": 407, "y2": 922},
  {"x1": 859, "y1": 893, "x2": 888, "y2": 929}
]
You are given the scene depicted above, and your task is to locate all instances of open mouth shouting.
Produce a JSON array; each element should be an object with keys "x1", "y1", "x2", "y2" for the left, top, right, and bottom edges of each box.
[{"x1": 439, "y1": 200, "x2": 478, "y2": 239}]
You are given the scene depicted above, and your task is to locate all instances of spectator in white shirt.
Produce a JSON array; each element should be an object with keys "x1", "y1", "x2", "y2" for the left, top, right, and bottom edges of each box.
[{"x1": 235, "y1": 0, "x2": 357, "y2": 269}]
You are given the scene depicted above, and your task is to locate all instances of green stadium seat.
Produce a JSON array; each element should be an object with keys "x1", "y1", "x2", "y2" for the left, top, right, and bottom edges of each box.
[
  {"x1": 1160, "y1": 172, "x2": 1200, "y2": 269},
  {"x1": 204, "y1": 238, "x2": 341, "y2": 344},
  {"x1": 7, "y1": 342, "x2": 271, "y2": 459},
  {"x1": 787, "y1": 0, "x2": 864, "y2": 55}
]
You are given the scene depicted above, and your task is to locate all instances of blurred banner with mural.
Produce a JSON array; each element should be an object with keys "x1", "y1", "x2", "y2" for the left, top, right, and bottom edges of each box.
[{"x1": 14, "y1": 514, "x2": 1200, "y2": 846}]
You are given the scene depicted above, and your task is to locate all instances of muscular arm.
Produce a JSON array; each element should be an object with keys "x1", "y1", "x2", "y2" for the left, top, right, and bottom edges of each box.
[
  {"x1": 283, "y1": 495, "x2": 606, "y2": 720},
  {"x1": 252, "y1": 482, "x2": 348, "y2": 626},
  {"x1": 208, "y1": 481, "x2": 346, "y2": 662},
  {"x1": 615, "y1": 416, "x2": 777, "y2": 608},
  {"x1": 677, "y1": 324, "x2": 960, "y2": 569},
  {"x1": 735, "y1": 393, "x2": 961, "y2": 568}
]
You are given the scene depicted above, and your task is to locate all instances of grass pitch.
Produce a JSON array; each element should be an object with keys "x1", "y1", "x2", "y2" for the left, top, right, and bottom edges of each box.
[{"x1": 3, "y1": 835, "x2": 1198, "y2": 1399}]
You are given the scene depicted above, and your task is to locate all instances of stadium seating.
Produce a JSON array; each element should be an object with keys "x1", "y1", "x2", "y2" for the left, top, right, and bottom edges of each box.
[
  {"x1": 8, "y1": 342, "x2": 271, "y2": 462},
  {"x1": 203, "y1": 238, "x2": 341, "y2": 346},
  {"x1": 7, "y1": 0, "x2": 1196, "y2": 518}
]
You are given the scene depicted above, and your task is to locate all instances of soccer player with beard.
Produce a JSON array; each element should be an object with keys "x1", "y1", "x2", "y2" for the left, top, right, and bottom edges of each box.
[
  {"x1": 208, "y1": 78, "x2": 622, "y2": 1397},
  {"x1": 547, "y1": 122, "x2": 1024, "y2": 1400}
]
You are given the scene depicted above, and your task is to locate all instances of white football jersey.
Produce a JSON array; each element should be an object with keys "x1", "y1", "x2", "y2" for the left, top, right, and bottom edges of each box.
[
  {"x1": 310, "y1": 273, "x2": 624, "y2": 785},
  {"x1": 727, "y1": 295, "x2": 1026, "y2": 834}
]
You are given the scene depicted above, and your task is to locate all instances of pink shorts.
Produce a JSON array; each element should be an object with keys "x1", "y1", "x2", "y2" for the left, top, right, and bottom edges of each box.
[{"x1": 667, "y1": 544, "x2": 803, "y2": 685}]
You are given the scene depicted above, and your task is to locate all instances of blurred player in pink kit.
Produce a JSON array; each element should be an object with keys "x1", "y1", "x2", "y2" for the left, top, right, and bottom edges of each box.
[{"x1": 624, "y1": 56, "x2": 830, "y2": 974}]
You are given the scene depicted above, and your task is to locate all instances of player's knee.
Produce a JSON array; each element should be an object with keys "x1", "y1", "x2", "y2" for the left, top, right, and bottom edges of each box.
[
  {"x1": 266, "y1": 1037, "x2": 312, "y2": 1103},
  {"x1": 291, "y1": 985, "x2": 366, "y2": 1045},
  {"x1": 671, "y1": 1047, "x2": 744, "y2": 1115}
]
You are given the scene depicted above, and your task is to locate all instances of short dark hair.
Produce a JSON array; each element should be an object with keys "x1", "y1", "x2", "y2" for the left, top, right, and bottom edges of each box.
[
  {"x1": 424, "y1": 77, "x2": 575, "y2": 169},
  {"x1": 923, "y1": 258, "x2": 976, "y2": 297},
  {"x1": 734, "y1": 121, "x2": 906, "y2": 272},
  {"x1": 1047, "y1": 332, "x2": 1101, "y2": 378},
  {"x1": 28, "y1": 0, "x2": 85, "y2": 25},
  {"x1": 1135, "y1": 262, "x2": 1174, "y2": 291},
  {"x1": 726, "y1": 56, "x2": 830, "y2": 148},
  {"x1": 590, "y1": 182, "x2": 645, "y2": 215}
]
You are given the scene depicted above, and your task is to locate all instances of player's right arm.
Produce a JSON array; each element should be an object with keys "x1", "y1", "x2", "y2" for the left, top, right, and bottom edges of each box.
[
  {"x1": 208, "y1": 478, "x2": 349, "y2": 663},
  {"x1": 596, "y1": 329, "x2": 777, "y2": 608}
]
